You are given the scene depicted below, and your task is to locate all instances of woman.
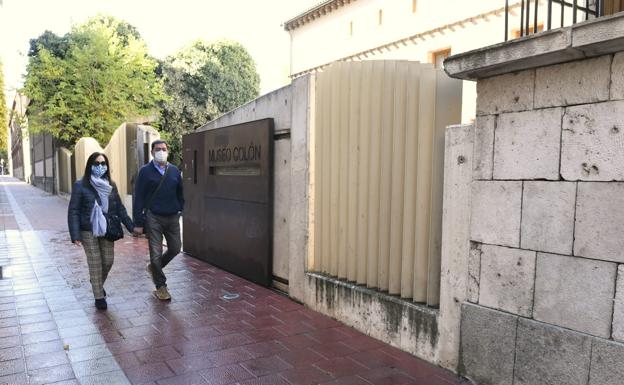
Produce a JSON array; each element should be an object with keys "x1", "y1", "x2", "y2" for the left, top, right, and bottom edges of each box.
[{"x1": 68, "y1": 152, "x2": 134, "y2": 310}]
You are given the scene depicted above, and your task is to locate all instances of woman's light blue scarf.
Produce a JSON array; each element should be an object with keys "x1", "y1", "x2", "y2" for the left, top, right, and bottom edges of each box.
[{"x1": 90, "y1": 176, "x2": 112, "y2": 237}]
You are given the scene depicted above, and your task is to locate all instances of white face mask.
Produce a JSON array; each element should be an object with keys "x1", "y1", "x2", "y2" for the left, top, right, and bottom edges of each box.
[{"x1": 154, "y1": 150, "x2": 168, "y2": 163}]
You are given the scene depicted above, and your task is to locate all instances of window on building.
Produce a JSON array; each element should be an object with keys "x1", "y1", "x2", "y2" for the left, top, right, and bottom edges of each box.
[
  {"x1": 430, "y1": 48, "x2": 451, "y2": 69},
  {"x1": 412, "y1": 0, "x2": 417, "y2": 13},
  {"x1": 378, "y1": 9, "x2": 383, "y2": 25}
]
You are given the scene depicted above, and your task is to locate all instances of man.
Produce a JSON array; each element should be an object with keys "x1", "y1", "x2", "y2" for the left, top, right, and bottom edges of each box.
[{"x1": 133, "y1": 140, "x2": 184, "y2": 300}]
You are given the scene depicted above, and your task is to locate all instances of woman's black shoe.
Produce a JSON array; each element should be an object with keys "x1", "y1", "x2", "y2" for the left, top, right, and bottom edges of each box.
[{"x1": 95, "y1": 298, "x2": 107, "y2": 310}]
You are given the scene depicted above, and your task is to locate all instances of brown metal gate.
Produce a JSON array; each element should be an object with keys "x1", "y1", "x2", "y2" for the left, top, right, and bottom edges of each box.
[{"x1": 182, "y1": 119, "x2": 274, "y2": 286}]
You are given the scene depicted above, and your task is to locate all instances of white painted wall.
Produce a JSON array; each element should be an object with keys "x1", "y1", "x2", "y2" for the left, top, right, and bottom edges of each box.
[{"x1": 288, "y1": 0, "x2": 549, "y2": 124}]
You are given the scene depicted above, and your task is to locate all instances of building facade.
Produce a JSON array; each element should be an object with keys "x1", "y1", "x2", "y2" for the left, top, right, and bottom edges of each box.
[
  {"x1": 285, "y1": 0, "x2": 518, "y2": 124},
  {"x1": 284, "y1": 0, "x2": 609, "y2": 124},
  {"x1": 8, "y1": 93, "x2": 31, "y2": 182},
  {"x1": 8, "y1": 92, "x2": 58, "y2": 193}
]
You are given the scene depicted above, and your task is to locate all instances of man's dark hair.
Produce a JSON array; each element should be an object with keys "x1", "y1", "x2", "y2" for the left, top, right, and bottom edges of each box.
[{"x1": 151, "y1": 140, "x2": 168, "y2": 151}]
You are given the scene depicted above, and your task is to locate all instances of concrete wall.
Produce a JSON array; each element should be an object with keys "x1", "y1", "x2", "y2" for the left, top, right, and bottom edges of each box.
[
  {"x1": 201, "y1": 68, "x2": 472, "y2": 369},
  {"x1": 58, "y1": 148, "x2": 72, "y2": 194},
  {"x1": 445, "y1": 14, "x2": 624, "y2": 385},
  {"x1": 69, "y1": 123, "x2": 159, "y2": 212},
  {"x1": 74, "y1": 137, "x2": 105, "y2": 181}
]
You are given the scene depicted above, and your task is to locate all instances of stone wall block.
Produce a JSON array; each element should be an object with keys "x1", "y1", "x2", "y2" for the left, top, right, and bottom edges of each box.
[
  {"x1": 561, "y1": 101, "x2": 624, "y2": 181},
  {"x1": 535, "y1": 55, "x2": 611, "y2": 108},
  {"x1": 611, "y1": 52, "x2": 624, "y2": 100},
  {"x1": 445, "y1": 28, "x2": 582, "y2": 80},
  {"x1": 493, "y1": 108, "x2": 563, "y2": 180},
  {"x1": 459, "y1": 303, "x2": 517, "y2": 385},
  {"x1": 467, "y1": 242, "x2": 481, "y2": 303},
  {"x1": 534, "y1": 253, "x2": 616, "y2": 338},
  {"x1": 470, "y1": 181, "x2": 522, "y2": 247},
  {"x1": 478, "y1": 245, "x2": 536, "y2": 317},
  {"x1": 521, "y1": 181, "x2": 576, "y2": 255},
  {"x1": 590, "y1": 338, "x2": 624, "y2": 385},
  {"x1": 514, "y1": 318, "x2": 592, "y2": 385},
  {"x1": 571, "y1": 14, "x2": 624, "y2": 56},
  {"x1": 612, "y1": 265, "x2": 624, "y2": 342},
  {"x1": 473, "y1": 115, "x2": 495, "y2": 180},
  {"x1": 574, "y1": 182, "x2": 624, "y2": 263},
  {"x1": 476, "y1": 70, "x2": 534, "y2": 115}
]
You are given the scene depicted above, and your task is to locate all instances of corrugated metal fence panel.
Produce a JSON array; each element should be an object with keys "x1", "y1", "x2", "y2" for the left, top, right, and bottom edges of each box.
[
  {"x1": 413, "y1": 68, "x2": 436, "y2": 303},
  {"x1": 400, "y1": 63, "x2": 421, "y2": 300},
  {"x1": 367, "y1": 61, "x2": 383, "y2": 290},
  {"x1": 312, "y1": 60, "x2": 460, "y2": 306},
  {"x1": 329, "y1": 65, "x2": 340, "y2": 278},
  {"x1": 347, "y1": 62, "x2": 361, "y2": 283},
  {"x1": 388, "y1": 61, "x2": 407, "y2": 296},
  {"x1": 338, "y1": 62, "x2": 349, "y2": 281},
  {"x1": 355, "y1": 61, "x2": 372, "y2": 286}
]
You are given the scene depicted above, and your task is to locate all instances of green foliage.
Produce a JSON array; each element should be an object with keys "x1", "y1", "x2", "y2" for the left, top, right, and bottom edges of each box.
[
  {"x1": 28, "y1": 30, "x2": 69, "y2": 58},
  {"x1": 80, "y1": 15, "x2": 142, "y2": 46},
  {"x1": 159, "y1": 40, "x2": 260, "y2": 164},
  {"x1": 0, "y1": 60, "x2": 8, "y2": 161},
  {"x1": 23, "y1": 16, "x2": 164, "y2": 147}
]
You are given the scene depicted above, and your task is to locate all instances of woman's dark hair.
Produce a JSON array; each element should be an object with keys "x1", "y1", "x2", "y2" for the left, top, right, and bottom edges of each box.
[{"x1": 82, "y1": 152, "x2": 115, "y2": 188}]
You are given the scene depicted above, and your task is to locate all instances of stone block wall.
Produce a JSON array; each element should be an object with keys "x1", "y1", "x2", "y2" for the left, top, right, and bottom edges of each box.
[{"x1": 461, "y1": 52, "x2": 624, "y2": 385}]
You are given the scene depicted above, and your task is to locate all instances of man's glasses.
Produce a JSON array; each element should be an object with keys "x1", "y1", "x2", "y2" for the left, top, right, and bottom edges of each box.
[{"x1": 93, "y1": 161, "x2": 107, "y2": 166}]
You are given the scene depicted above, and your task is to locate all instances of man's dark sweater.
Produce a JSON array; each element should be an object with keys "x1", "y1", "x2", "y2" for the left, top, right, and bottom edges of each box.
[{"x1": 133, "y1": 161, "x2": 184, "y2": 227}]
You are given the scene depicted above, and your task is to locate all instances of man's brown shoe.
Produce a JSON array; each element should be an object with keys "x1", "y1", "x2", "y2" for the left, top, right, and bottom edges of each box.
[{"x1": 154, "y1": 286, "x2": 171, "y2": 301}]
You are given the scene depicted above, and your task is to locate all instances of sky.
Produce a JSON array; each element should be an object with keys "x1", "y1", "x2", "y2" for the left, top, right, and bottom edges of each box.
[{"x1": 0, "y1": 0, "x2": 319, "y2": 109}]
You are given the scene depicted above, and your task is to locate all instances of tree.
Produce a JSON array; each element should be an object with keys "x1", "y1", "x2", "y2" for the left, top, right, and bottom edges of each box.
[
  {"x1": 28, "y1": 30, "x2": 69, "y2": 59},
  {"x1": 159, "y1": 40, "x2": 260, "y2": 164},
  {"x1": 0, "y1": 60, "x2": 8, "y2": 164},
  {"x1": 23, "y1": 16, "x2": 164, "y2": 147}
]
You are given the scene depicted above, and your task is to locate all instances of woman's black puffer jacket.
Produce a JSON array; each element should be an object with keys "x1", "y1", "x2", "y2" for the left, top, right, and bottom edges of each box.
[{"x1": 67, "y1": 179, "x2": 134, "y2": 242}]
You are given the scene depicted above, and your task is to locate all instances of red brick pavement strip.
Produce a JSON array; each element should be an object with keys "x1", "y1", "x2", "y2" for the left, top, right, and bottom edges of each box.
[{"x1": 0, "y1": 178, "x2": 468, "y2": 385}]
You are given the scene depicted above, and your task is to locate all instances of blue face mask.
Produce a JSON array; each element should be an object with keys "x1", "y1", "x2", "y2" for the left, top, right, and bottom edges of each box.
[{"x1": 91, "y1": 164, "x2": 107, "y2": 178}]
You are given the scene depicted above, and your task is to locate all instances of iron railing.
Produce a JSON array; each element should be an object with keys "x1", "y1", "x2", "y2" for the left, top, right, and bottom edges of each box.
[{"x1": 505, "y1": 0, "x2": 604, "y2": 41}]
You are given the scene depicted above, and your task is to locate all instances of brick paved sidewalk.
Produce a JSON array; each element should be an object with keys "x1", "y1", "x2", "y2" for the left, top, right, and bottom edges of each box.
[{"x1": 0, "y1": 178, "x2": 467, "y2": 385}]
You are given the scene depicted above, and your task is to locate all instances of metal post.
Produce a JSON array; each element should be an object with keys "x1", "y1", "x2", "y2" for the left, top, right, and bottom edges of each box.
[
  {"x1": 526, "y1": 0, "x2": 531, "y2": 35},
  {"x1": 598, "y1": 0, "x2": 603, "y2": 17},
  {"x1": 573, "y1": 0, "x2": 578, "y2": 24},
  {"x1": 548, "y1": 0, "x2": 553, "y2": 29},
  {"x1": 521, "y1": 0, "x2": 525, "y2": 36},
  {"x1": 561, "y1": 0, "x2": 565, "y2": 27},
  {"x1": 505, "y1": 0, "x2": 509, "y2": 41},
  {"x1": 585, "y1": 0, "x2": 589, "y2": 20},
  {"x1": 534, "y1": 0, "x2": 539, "y2": 33}
]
